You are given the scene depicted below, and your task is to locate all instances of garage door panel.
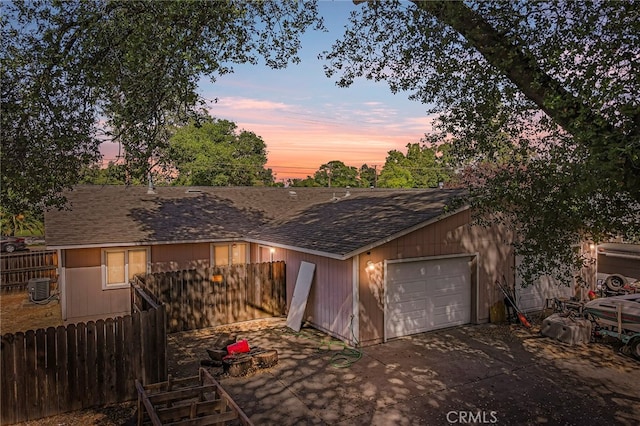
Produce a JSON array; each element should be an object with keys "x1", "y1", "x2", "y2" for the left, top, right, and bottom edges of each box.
[
  {"x1": 386, "y1": 257, "x2": 472, "y2": 339},
  {"x1": 433, "y1": 288, "x2": 469, "y2": 302},
  {"x1": 433, "y1": 305, "x2": 469, "y2": 325},
  {"x1": 394, "y1": 308, "x2": 428, "y2": 323},
  {"x1": 390, "y1": 299, "x2": 426, "y2": 315},
  {"x1": 388, "y1": 265, "x2": 426, "y2": 281},
  {"x1": 432, "y1": 286, "x2": 467, "y2": 299},
  {"x1": 397, "y1": 279, "x2": 427, "y2": 296},
  {"x1": 388, "y1": 283, "x2": 427, "y2": 303}
]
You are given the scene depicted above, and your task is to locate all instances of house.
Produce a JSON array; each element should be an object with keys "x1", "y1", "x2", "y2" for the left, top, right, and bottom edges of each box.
[{"x1": 45, "y1": 185, "x2": 517, "y2": 346}]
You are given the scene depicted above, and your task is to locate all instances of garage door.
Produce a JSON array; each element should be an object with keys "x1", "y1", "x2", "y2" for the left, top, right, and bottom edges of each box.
[{"x1": 385, "y1": 256, "x2": 472, "y2": 340}]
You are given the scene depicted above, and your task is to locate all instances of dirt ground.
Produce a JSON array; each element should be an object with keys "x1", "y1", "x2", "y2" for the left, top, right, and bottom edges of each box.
[
  {"x1": 0, "y1": 291, "x2": 63, "y2": 335},
  {"x1": 10, "y1": 404, "x2": 137, "y2": 426}
]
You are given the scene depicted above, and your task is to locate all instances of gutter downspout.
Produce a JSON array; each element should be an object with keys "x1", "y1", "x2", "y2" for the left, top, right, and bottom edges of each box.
[
  {"x1": 57, "y1": 248, "x2": 67, "y2": 322},
  {"x1": 352, "y1": 255, "x2": 360, "y2": 346}
]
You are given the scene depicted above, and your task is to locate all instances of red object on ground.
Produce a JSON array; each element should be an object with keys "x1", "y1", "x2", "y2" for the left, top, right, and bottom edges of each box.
[
  {"x1": 226, "y1": 339, "x2": 250, "y2": 355},
  {"x1": 517, "y1": 312, "x2": 532, "y2": 328}
]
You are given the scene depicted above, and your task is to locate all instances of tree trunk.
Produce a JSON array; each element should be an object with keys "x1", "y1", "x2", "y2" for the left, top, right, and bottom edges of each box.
[{"x1": 412, "y1": 1, "x2": 639, "y2": 196}]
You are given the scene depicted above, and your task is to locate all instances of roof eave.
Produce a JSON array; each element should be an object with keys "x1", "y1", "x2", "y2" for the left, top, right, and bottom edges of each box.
[
  {"x1": 340, "y1": 204, "x2": 471, "y2": 260},
  {"x1": 46, "y1": 237, "x2": 248, "y2": 251},
  {"x1": 245, "y1": 238, "x2": 345, "y2": 260},
  {"x1": 249, "y1": 204, "x2": 470, "y2": 261},
  {"x1": 48, "y1": 203, "x2": 471, "y2": 260}
]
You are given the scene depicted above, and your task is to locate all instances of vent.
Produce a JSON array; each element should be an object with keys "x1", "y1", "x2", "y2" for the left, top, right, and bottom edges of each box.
[{"x1": 28, "y1": 278, "x2": 50, "y2": 302}]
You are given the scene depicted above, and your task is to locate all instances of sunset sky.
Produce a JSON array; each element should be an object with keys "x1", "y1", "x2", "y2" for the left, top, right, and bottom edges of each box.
[
  {"x1": 102, "y1": 1, "x2": 436, "y2": 183},
  {"x1": 203, "y1": 1, "x2": 435, "y2": 182}
]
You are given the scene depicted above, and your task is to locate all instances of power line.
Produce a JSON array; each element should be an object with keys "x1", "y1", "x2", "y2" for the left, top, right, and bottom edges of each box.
[{"x1": 97, "y1": 158, "x2": 453, "y2": 173}]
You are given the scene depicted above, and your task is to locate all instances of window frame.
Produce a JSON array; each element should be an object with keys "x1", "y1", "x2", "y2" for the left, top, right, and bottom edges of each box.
[
  {"x1": 101, "y1": 247, "x2": 150, "y2": 290},
  {"x1": 210, "y1": 242, "x2": 249, "y2": 267}
]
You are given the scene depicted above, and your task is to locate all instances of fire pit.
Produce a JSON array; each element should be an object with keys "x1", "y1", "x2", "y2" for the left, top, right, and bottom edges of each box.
[{"x1": 201, "y1": 334, "x2": 278, "y2": 377}]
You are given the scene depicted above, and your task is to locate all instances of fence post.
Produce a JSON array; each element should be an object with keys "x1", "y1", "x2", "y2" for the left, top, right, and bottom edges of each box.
[
  {"x1": 66, "y1": 324, "x2": 78, "y2": 411},
  {"x1": 157, "y1": 306, "x2": 167, "y2": 382},
  {"x1": 76, "y1": 322, "x2": 88, "y2": 408},
  {"x1": 1, "y1": 333, "x2": 17, "y2": 424},
  {"x1": 131, "y1": 311, "x2": 142, "y2": 388}
]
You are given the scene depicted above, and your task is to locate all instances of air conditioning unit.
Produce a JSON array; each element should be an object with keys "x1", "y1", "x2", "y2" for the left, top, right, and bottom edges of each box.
[{"x1": 27, "y1": 278, "x2": 50, "y2": 302}]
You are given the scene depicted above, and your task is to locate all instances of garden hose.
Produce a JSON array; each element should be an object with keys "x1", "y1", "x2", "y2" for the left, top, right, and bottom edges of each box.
[{"x1": 276, "y1": 315, "x2": 362, "y2": 368}]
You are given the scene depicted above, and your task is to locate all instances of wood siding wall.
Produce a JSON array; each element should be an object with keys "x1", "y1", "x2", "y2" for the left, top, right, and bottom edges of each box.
[
  {"x1": 64, "y1": 267, "x2": 130, "y2": 323},
  {"x1": 281, "y1": 251, "x2": 354, "y2": 342},
  {"x1": 358, "y1": 209, "x2": 515, "y2": 345},
  {"x1": 63, "y1": 248, "x2": 100, "y2": 268},
  {"x1": 0, "y1": 304, "x2": 166, "y2": 425},
  {"x1": 151, "y1": 243, "x2": 210, "y2": 272},
  {"x1": 62, "y1": 243, "x2": 211, "y2": 324}
]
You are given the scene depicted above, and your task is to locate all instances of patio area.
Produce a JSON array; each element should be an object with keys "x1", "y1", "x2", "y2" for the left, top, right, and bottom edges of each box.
[{"x1": 166, "y1": 318, "x2": 640, "y2": 425}]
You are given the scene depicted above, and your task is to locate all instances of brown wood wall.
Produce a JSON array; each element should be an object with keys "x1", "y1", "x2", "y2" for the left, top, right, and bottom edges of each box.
[
  {"x1": 358, "y1": 209, "x2": 515, "y2": 345},
  {"x1": 0, "y1": 306, "x2": 166, "y2": 425},
  {"x1": 63, "y1": 248, "x2": 100, "y2": 268}
]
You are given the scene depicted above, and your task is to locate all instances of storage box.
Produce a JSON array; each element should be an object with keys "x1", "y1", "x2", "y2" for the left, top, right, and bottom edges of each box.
[{"x1": 541, "y1": 313, "x2": 592, "y2": 345}]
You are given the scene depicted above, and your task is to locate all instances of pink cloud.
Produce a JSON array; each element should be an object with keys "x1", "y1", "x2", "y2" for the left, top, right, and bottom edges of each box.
[
  {"x1": 206, "y1": 97, "x2": 435, "y2": 181},
  {"x1": 97, "y1": 95, "x2": 435, "y2": 182}
]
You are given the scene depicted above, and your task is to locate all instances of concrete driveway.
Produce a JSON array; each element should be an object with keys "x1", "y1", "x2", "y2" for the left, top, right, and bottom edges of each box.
[{"x1": 168, "y1": 319, "x2": 640, "y2": 425}]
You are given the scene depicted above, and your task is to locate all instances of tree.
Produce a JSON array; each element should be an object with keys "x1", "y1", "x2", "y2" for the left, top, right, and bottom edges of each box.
[
  {"x1": 79, "y1": 162, "x2": 136, "y2": 185},
  {"x1": 289, "y1": 177, "x2": 321, "y2": 187},
  {"x1": 1, "y1": 0, "x2": 323, "y2": 212},
  {"x1": 377, "y1": 150, "x2": 415, "y2": 189},
  {"x1": 167, "y1": 118, "x2": 274, "y2": 187},
  {"x1": 377, "y1": 143, "x2": 451, "y2": 188},
  {"x1": 0, "y1": 208, "x2": 44, "y2": 237},
  {"x1": 312, "y1": 161, "x2": 359, "y2": 188},
  {"x1": 290, "y1": 161, "x2": 376, "y2": 187},
  {"x1": 324, "y1": 1, "x2": 640, "y2": 284},
  {"x1": 359, "y1": 164, "x2": 378, "y2": 187}
]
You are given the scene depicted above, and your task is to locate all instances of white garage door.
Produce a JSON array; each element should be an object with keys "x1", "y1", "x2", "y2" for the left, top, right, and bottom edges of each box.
[{"x1": 385, "y1": 256, "x2": 472, "y2": 340}]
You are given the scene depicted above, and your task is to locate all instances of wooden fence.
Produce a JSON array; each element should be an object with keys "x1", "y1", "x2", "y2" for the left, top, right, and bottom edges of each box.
[
  {"x1": 138, "y1": 262, "x2": 286, "y2": 333},
  {"x1": 0, "y1": 250, "x2": 58, "y2": 292},
  {"x1": 0, "y1": 286, "x2": 167, "y2": 425}
]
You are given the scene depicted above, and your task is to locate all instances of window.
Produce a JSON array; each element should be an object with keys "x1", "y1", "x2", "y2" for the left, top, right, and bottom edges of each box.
[
  {"x1": 102, "y1": 247, "x2": 149, "y2": 289},
  {"x1": 212, "y1": 243, "x2": 248, "y2": 266}
]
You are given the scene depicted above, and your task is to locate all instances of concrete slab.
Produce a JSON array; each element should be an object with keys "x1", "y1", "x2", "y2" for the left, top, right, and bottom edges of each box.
[{"x1": 168, "y1": 319, "x2": 640, "y2": 425}]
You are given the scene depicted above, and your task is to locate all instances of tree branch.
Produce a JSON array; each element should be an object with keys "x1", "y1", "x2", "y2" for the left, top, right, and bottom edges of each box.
[{"x1": 411, "y1": 0, "x2": 639, "y2": 190}]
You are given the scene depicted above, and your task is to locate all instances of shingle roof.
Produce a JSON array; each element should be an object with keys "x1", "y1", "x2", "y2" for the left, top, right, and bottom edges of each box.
[{"x1": 45, "y1": 185, "x2": 466, "y2": 257}]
